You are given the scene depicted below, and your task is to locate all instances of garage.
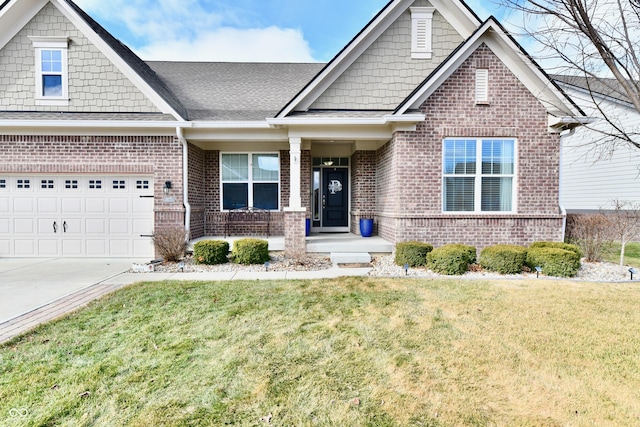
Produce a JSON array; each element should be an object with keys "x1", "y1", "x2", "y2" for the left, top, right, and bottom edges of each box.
[{"x1": 0, "y1": 175, "x2": 155, "y2": 257}]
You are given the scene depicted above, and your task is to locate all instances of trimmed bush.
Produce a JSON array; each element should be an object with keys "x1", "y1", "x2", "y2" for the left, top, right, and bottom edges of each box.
[
  {"x1": 479, "y1": 244, "x2": 527, "y2": 274},
  {"x1": 193, "y1": 240, "x2": 229, "y2": 265},
  {"x1": 395, "y1": 241, "x2": 434, "y2": 267},
  {"x1": 231, "y1": 238, "x2": 270, "y2": 265},
  {"x1": 427, "y1": 244, "x2": 477, "y2": 275},
  {"x1": 530, "y1": 241, "x2": 582, "y2": 259},
  {"x1": 526, "y1": 247, "x2": 581, "y2": 277}
]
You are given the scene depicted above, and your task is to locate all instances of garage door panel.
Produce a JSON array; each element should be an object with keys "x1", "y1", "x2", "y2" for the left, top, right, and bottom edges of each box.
[
  {"x1": 14, "y1": 198, "x2": 34, "y2": 213},
  {"x1": 62, "y1": 240, "x2": 83, "y2": 256},
  {"x1": 15, "y1": 218, "x2": 35, "y2": 234},
  {"x1": 37, "y1": 198, "x2": 59, "y2": 214},
  {"x1": 62, "y1": 218, "x2": 83, "y2": 235},
  {"x1": 133, "y1": 197, "x2": 154, "y2": 213},
  {"x1": 86, "y1": 240, "x2": 107, "y2": 256},
  {"x1": 110, "y1": 240, "x2": 130, "y2": 256},
  {"x1": 0, "y1": 240, "x2": 10, "y2": 256},
  {"x1": 14, "y1": 240, "x2": 36, "y2": 256},
  {"x1": 132, "y1": 218, "x2": 153, "y2": 234},
  {"x1": 61, "y1": 197, "x2": 82, "y2": 214},
  {"x1": 37, "y1": 218, "x2": 59, "y2": 235},
  {"x1": 86, "y1": 198, "x2": 106, "y2": 214},
  {"x1": 109, "y1": 198, "x2": 130, "y2": 214},
  {"x1": 38, "y1": 239, "x2": 59, "y2": 256},
  {"x1": 0, "y1": 197, "x2": 9, "y2": 212},
  {"x1": 85, "y1": 218, "x2": 105, "y2": 234},
  {"x1": 0, "y1": 218, "x2": 9, "y2": 234},
  {"x1": 109, "y1": 218, "x2": 129, "y2": 234},
  {"x1": 133, "y1": 239, "x2": 154, "y2": 257}
]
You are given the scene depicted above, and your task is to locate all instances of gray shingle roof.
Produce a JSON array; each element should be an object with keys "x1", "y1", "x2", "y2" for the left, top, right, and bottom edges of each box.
[
  {"x1": 146, "y1": 62, "x2": 324, "y2": 121},
  {"x1": 552, "y1": 74, "x2": 635, "y2": 105}
]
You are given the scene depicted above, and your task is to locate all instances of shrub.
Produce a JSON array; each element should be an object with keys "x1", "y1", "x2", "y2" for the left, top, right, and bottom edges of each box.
[
  {"x1": 427, "y1": 244, "x2": 476, "y2": 275},
  {"x1": 479, "y1": 244, "x2": 527, "y2": 274},
  {"x1": 231, "y1": 238, "x2": 270, "y2": 265},
  {"x1": 395, "y1": 241, "x2": 434, "y2": 267},
  {"x1": 530, "y1": 241, "x2": 582, "y2": 258},
  {"x1": 526, "y1": 247, "x2": 581, "y2": 277},
  {"x1": 193, "y1": 240, "x2": 229, "y2": 265},
  {"x1": 152, "y1": 226, "x2": 187, "y2": 262},
  {"x1": 566, "y1": 214, "x2": 613, "y2": 262}
]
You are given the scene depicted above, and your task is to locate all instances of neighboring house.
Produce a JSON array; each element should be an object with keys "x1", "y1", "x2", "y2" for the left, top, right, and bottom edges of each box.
[
  {"x1": 0, "y1": 0, "x2": 584, "y2": 258},
  {"x1": 555, "y1": 75, "x2": 640, "y2": 213}
]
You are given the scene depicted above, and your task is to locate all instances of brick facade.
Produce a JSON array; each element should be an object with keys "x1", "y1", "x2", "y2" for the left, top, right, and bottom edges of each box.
[
  {"x1": 374, "y1": 44, "x2": 563, "y2": 249},
  {"x1": 350, "y1": 150, "x2": 377, "y2": 235}
]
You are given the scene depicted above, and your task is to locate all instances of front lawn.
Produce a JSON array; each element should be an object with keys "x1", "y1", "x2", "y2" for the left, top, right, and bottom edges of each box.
[
  {"x1": 603, "y1": 241, "x2": 640, "y2": 268},
  {"x1": 2, "y1": 278, "x2": 640, "y2": 426}
]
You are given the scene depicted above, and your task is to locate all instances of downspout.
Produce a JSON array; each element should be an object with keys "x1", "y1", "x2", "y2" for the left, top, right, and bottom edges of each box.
[
  {"x1": 176, "y1": 127, "x2": 191, "y2": 238},
  {"x1": 559, "y1": 129, "x2": 568, "y2": 242}
]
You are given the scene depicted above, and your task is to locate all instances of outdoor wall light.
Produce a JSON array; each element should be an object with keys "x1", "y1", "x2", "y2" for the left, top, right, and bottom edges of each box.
[
  {"x1": 163, "y1": 181, "x2": 172, "y2": 194},
  {"x1": 535, "y1": 266, "x2": 542, "y2": 278},
  {"x1": 629, "y1": 267, "x2": 637, "y2": 280},
  {"x1": 323, "y1": 160, "x2": 334, "y2": 166}
]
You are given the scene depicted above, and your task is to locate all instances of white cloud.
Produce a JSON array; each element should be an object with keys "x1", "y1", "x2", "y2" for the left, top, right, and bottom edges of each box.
[
  {"x1": 138, "y1": 26, "x2": 315, "y2": 62},
  {"x1": 73, "y1": 0, "x2": 316, "y2": 62}
]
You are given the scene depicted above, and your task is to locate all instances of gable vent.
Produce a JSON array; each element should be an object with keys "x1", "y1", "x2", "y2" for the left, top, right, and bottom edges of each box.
[
  {"x1": 475, "y1": 69, "x2": 489, "y2": 104},
  {"x1": 411, "y1": 7, "x2": 435, "y2": 59}
]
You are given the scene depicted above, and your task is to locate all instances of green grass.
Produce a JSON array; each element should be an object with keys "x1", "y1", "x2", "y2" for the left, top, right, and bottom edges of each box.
[
  {"x1": 603, "y1": 241, "x2": 640, "y2": 268},
  {"x1": 2, "y1": 278, "x2": 640, "y2": 426}
]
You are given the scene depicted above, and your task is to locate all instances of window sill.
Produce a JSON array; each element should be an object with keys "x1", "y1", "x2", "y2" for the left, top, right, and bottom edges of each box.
[{"x1": 35, "y1": 98, "x2": 70, "y2": 107}]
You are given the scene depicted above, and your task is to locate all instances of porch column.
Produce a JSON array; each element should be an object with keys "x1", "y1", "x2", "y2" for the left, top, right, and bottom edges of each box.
[
  {"x1": 284, "y1": 137, "x2": 306, "y2": 255},
  {"x1": 288, "y1": 137, "x2": 302, "y2": 209}
]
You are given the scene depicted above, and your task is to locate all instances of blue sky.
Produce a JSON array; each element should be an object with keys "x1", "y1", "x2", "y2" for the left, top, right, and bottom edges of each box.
[{"x1": 74, "y1": 0, "x2": 502, "y2": 62}]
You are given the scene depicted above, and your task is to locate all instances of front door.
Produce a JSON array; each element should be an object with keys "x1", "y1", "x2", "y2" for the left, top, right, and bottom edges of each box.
[{"x1": 322, "y1": 168, "x2": 348, "y2": 228}]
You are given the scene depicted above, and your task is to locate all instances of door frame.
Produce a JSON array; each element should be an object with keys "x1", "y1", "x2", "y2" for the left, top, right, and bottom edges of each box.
[{"x1": 311, "y1": 165, "x2": 350, "y2": 233}]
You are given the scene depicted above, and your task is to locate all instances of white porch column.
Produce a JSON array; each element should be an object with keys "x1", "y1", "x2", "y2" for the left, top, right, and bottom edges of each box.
[{"x1": 288, "y1": 137, "x2": 302, "y2": 209}]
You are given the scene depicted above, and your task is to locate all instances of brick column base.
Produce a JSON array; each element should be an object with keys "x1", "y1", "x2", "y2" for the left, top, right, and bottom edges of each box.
[{"x1": 284, "y1": 208, "x2": 306, "y2": 256}]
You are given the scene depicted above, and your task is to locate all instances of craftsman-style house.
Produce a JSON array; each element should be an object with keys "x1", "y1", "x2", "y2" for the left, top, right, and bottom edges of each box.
[{"x1": 0, "y1": 0, "x2": 584, "y2": 258}]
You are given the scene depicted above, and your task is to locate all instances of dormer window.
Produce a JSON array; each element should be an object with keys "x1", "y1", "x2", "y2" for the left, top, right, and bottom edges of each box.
[
  {"x1": 29, "y1": 36, "x2": 69, "y2": 106},
  {"x1": 410, "y1": 7, "x2": 435, "y2": 59}
]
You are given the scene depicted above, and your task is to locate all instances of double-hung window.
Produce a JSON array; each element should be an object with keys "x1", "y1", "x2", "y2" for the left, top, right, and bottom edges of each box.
[
  {"x1": 30, "y1": 37, "x2": 69, "y2": 105},
  {"x1": 221, "y1": 153, "x2": 280, "y2": 210},
  {"x1": 443, "y1": 138, "x2": 515, "y2": 212}
]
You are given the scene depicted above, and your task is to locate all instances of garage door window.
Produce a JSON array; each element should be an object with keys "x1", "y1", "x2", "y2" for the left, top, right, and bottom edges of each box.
[
  {"x1": 17, "y1": 179, "x2": 30, "y2": 189},
  {"x1": 113, "y1": 180, "x2": 126, "y2": 189},
  {"x1": 89, "y1": 180, "x2": 102, "y2": 189},
  {"x1": 41, "y1": 179, "x2": 54, "y2": 189}
]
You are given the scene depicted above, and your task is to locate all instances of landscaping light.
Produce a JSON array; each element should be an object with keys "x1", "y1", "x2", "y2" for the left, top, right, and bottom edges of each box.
[
  {"x1": 404, "y1": 263, "x2": 409, "y2": 276},
  {"x1": 535, "y1": 266, "x2": 542, "y2": 278},
  {"x1": 178, "y1": 261, "x2": 184, "y2": 272},
  {"x1": 629, "y1": 268, "x2": 637, "y2": 280},
  {"x1": 265, "y1": 261, "x2": 270, "y2": 271}
]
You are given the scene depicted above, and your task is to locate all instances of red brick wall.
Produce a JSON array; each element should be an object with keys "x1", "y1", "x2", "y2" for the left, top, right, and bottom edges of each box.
[
  {"x1": 375, "y1": 44, "x2": 563, "y2": 248},
  {"x1": 0, "y1": 134, "x2": 186, "y2": 235}
]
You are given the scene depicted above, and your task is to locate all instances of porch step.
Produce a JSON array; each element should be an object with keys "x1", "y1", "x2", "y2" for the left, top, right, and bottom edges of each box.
[{"x1": 330, "y1": 252, "x2": 372, "y2": 267}]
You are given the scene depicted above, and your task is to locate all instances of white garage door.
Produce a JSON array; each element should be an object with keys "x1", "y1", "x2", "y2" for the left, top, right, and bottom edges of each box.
[{"x1": 0, "y1": 175, "x2": 155, "y2": 257}]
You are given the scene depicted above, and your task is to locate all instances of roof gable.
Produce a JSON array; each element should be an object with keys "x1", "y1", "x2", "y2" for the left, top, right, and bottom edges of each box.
[
  {"x1": 0, "y1": 0, "x2": 186, "y2": 119},
  {"x1": 276, "y1": 0, "x2": 480, "y2": 118},
  {"x1": 394, "y1": 17, "x2": 583, "y2": 118}
]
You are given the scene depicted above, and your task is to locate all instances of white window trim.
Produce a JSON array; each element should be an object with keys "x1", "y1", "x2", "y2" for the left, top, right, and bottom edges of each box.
[
  {"x1": 220, "y1": 152, "x2": 281, "y2": 211},
  {"x1": 30, "y1": 36, "x2": 70, "y2": 106},
  {"x1": 442, "y1": 138, "x2": 518, "y2": 213},
  {"x1": 475, "y1": 69, "x2": 489, "y2": 104},
  {"x1": 410, "y1": 7, "x2": 435, "y2": 59}
]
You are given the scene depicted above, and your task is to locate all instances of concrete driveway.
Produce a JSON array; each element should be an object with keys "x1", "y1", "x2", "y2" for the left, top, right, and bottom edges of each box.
[{"x1": 0, "y1": 258, "x2": 141, "y2": 324}]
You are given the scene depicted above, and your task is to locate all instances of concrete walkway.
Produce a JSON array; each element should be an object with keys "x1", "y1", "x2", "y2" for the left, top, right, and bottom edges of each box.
[{"x1": 0, "y1": 260, "x2": 371, "y2": 345}]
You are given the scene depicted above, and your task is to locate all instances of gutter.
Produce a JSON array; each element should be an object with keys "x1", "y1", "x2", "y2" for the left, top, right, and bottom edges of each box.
[{"x1": 176, "y1": 127, "x2": 191, "y2": 239}]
